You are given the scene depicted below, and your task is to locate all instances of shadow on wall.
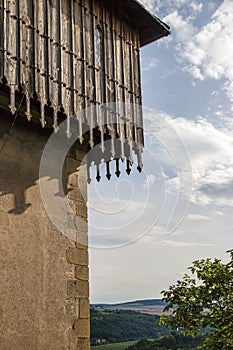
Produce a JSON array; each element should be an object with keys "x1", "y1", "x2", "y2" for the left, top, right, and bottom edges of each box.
[
  {"x1": 0, "y1": 109, "x2": 76, "y2": 216},
  {"x1": 0, "y1": 114, "x2": 32, "y2": 214}
]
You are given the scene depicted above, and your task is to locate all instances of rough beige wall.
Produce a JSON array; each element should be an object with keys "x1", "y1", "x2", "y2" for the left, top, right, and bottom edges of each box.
[{"x1": 0, "y1": 117, "x2": 90, "y2": 350}]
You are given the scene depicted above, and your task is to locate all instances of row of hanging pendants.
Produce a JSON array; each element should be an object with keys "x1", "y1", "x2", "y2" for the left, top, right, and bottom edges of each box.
[{"x1": 87, "y1": 158, "x2": 143, "y2": 184}]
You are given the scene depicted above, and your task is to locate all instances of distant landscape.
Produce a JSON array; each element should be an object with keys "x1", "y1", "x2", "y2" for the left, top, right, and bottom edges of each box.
[
  {"x1": 92, "y1": 298, "x2": 173, "y2": 315},
  {"x1": 90, "y1": 308, "x2": 171, "y2": 345},
  {"x1": 91, "y1": 299, "x2": 205, "y2": 349}
]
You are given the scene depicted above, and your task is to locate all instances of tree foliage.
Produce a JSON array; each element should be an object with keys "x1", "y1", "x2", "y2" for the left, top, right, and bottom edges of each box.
[
  {"x1": 126, "y1": 334, "x2": 205, "y2": 350},
  {"x1": 160, "y1": 250, "x2": 233, "y2": 349}
]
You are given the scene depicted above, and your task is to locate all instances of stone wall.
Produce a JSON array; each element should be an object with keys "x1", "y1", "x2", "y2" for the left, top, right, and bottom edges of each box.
[{"x1": 0, "y1": 112, "x2": 90, "y2": 350}]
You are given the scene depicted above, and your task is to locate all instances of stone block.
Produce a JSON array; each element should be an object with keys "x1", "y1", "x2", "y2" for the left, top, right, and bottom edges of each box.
[
  {"x1": 75, "y1": 265, "x2": 89, "y2": 281},
  {"x1": 74, "y1": 203, "x2": 87, "y2": 218},
  {"x1": 73, "y1": 319, "x2": 90, "y2": 338},
  {"x1": 75, "y1": 231, "x2": 88, "y2": 248},
  {"x1": 77, "y1": 338, "x2": 90, "y2": 350},
  {"x1": 67, "y1": 280, "x2": 89, "y2": 298},
  {"x1": 79, "y1": 299, "x2": 90, "y2": 319},
  {"x1": 68, "y1": 187, "x2": 84, "y2": 202},
  {"x1": 66, "y1": 248, "x2": 88, "y2": 266},
  {"x1": 67, "y1": 172, "x2": 79, "y2": 187}
]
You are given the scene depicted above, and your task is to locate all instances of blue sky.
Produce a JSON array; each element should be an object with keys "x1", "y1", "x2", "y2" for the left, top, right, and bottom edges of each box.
[{"x1": 89, "y1": 0, "x2": 233, "y2": 303}]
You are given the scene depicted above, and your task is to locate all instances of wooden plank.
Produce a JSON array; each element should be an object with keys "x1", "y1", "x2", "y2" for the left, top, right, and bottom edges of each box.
[
  {"x1": 34, "y1": 0, "x2": 49, "y2": 126},
  {"x1": 73, "y1": 0, "x2": 82, "y2": 116},
  {"x1": 3, "y1": 2, "x2": 17, "y2": 114},
  {"x1": 60, "y1": 0, "x2": 72, "y2": 119},
  {"x1": 72, "y1": 0, "x2": 84, "y2": 141},
  {"x1": 80, "y1": 0, "x2": 87, "y2": 119},
  {"x1": 0, "y1": 0, "x2": 5, "y2": 80},
  {"x1": 48, "y1": 0, "x2": 62, "y2": 128}
]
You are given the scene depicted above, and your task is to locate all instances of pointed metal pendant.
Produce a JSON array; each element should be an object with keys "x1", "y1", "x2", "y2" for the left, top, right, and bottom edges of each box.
[
  {"x1": 96, "y1": 164, "x2": 101, "y2": 182},
  {"x1": 137, "y1": 148, "x2": 143, "y2": 173},
  {"x1": 87, "y1": 165, "x2": 91, "y2": 185},
  {"x1": 106, "y1": 161, "x2": 111, "y2": 180},
  {"x1": 115, "y1": 159, "x2": 121, "y2": 178},
  {"x1": 137, "y1": 165, "x2": 142, "y2": 173},
  {"x1": 126, "y1": 160, "x2": 131, "y2": 175}
]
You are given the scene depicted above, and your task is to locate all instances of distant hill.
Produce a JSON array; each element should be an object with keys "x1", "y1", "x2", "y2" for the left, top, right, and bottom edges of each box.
[
  {"x1": 90, "y1": 307, "x2": 171, "y2": 345},
  {"x1": 91, "y1": 299, "x2": 171, "y2": 315}
]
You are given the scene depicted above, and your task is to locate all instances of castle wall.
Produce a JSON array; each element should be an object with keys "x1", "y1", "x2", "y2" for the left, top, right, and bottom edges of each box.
[{"x1": 0, "y1": 113, "x2": 90, "y2": 350}]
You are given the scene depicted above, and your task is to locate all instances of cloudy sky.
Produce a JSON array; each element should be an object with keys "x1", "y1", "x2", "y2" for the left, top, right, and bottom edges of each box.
[{"x1": 89, "y1": 0, "x2": 233, "y2": 303}]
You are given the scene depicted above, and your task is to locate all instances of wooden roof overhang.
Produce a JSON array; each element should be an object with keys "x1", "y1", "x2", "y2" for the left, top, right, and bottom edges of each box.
[{"x1": 103, "y1": 0, "x2": 170, "y2": 47}]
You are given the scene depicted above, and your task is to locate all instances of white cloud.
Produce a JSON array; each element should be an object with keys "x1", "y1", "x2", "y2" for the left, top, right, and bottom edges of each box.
[
  {"x1": 170, "y1": 117, "x2": 233, "y2": 206},
  {"x1": 159, "y1": 240, "x2": 213, "y2": 248},
  {"x1": 163, "y1": 10, "x2": 195, "y2": 41},
  {"x1": 140, "y1": 1, "x2": 233, "y2": 115},
  {"x1": 163, "y1": 1, "x2": 233, "y2": 108},
  {"x1": 145, "y1": 110, "x2": 233, "y2": 207},
  {"x1": 223, "y1": 81, "x2": 233, "y2": 108},
  {"x1": 140, "y1": 0, "x2": 204, "y2": 21},
  {"x1": 142, "y1": 57, "x2": 159, "y2": 71},
  {"x1": 190, "y1": 1, "x2": 203, "y2": 13},
  {"x1": 186, "y1": 214, "x2": 211, "y2": 221},
  {"x1": 143, "y1": 174, "x2": 157, "y2": 189},
  {"x1": 138, "y1": 0, "x2": 155, "y2": 12}
]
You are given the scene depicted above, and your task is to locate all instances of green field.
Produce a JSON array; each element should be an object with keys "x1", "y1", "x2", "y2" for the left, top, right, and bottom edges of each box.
[{"x1": 91, "y1": 340, "x2": 137, "y2": 350}]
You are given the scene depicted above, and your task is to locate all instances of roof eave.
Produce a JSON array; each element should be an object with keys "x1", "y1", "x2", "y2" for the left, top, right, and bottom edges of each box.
[
  {"x1": 130, "y1": 0, "x2": 171, "y2": 47},
  {"x1": 140, "y1": 28, "x2": 170, "y2": 47}
]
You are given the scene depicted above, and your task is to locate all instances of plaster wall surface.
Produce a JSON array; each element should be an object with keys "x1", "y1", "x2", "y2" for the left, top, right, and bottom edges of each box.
[{"x1": 0, "y1": 115, "x2": 90, "y2": 350}]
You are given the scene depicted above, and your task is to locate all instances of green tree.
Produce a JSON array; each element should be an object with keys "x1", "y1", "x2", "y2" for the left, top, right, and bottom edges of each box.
[{"x1": 160, "y1": 250, "x2": 233, "y2": 349}]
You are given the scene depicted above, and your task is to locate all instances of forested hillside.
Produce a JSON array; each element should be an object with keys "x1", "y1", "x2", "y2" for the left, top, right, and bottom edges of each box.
[{"x1": 91, "y1": 308, "x2": 170, "y2": 345}]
